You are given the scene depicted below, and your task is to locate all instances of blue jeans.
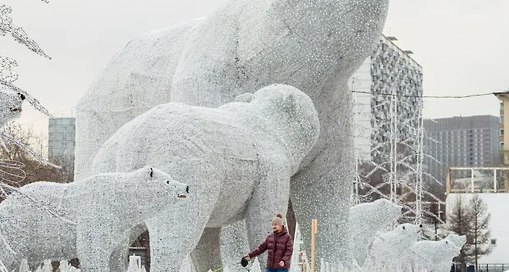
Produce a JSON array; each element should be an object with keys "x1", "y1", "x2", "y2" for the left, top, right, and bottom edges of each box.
[{"x1": 266, "y1": 269, "x2": 288, "y2": 272}]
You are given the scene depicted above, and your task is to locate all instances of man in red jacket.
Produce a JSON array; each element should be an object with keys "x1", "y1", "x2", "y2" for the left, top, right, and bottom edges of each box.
[{"x1": 244, "y1": 213, "x2": 294, "y2": 272}]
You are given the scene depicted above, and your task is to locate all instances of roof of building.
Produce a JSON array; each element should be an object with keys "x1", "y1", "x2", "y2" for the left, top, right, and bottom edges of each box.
[
  {"x1": 493, "y1": 90, "x2": 509, "y2": 96},
  {"x1": 423, "y1": 115, "x2": 500, "y2": 131},
  {"x1": 381, "y1": 34, "x2": 422, "y2": 69}
]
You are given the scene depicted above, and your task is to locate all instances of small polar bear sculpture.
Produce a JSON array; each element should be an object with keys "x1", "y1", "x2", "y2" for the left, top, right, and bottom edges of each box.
[
  {"x1": 367, "y1": 223, "x2": 421, "y2": 271},
  {"x1": 0, "y1": 84, "x2": 25, "y2": 128},
  {"x1": 91, "y1": 84, "x2": 320, "y2": 272},
  {"x1": 349, "y1": 199, "x2": 402, "y2": 266},
  {"x1": 405, "y1": 238, "x2": 462, "y2": 272},
  {"x1": 0, "y1": 166, "x2": 188, "y2": 272}
]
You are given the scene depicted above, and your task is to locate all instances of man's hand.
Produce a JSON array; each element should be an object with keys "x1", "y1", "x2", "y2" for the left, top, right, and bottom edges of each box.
[
  {"x1": 279, "y1": 261, "x2": 284, "y2": 267},
  {"x1": 244, "y1": 254, "x2": 251, "y2": 261}
]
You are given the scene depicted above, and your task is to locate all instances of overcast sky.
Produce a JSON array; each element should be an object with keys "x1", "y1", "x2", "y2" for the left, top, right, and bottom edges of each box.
[{"x1": 2, "y1": 0, "x2": 508, "y2": 136}]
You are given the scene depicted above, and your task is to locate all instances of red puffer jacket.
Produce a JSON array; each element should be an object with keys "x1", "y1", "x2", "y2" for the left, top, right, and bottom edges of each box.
[{"x1": 248, "y1": 226, "x2": 294, "y2": 270}]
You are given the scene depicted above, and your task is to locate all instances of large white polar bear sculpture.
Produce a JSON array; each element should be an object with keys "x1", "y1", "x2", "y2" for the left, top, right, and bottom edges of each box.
[
  {"x1": 75, "y1": 0, "x2": 390, "y2": 269},
  {"x1": 91, "y1": 85, "x2": 320, "y2": 272},
  {"x1": 0, "y1": 166, "x2": 188, "y2": 272}
]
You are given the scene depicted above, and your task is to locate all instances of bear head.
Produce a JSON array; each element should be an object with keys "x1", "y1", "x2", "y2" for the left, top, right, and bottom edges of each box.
[
  {"x1": 350, "y1": 198, "x2": 402, "y2": 235},
  {"x1": 230, "y1": 84, "x2": 320, "y2": 172},
  {"x1": 380, "y1": 223, "x2": 421, "y2": 246},
  {"x1": 393, "y1": 223, "x2": 421, "y2": 236},
  {"x1": 0, "y1": 84, "x2": 25, "y2": 129},
  {"x1": 444, "y1": 233, "x2": 467, "y2": 249},
  {"x1": 135, "y1": 166, "x2": 189, "y2": 200},
  {"x1": 439, "y1": 239, "x2": 462, "y2": 257},
  {"x1": 134, "y1": 166, "x2": 189, "y2": 203}
]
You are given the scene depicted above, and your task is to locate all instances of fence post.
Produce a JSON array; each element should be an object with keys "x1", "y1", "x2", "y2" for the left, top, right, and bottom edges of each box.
[{"x1": 311, "y1": 219, "x2": 318, "y2": 272}]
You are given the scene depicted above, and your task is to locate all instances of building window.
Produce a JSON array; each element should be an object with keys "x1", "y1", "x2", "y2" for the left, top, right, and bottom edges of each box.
[
  {"x1": 501, "y1": 129, "x2": 505, "y2": 136},
  {"x1": 491, "y1": 239, "x2": 497, "y2": 245}
]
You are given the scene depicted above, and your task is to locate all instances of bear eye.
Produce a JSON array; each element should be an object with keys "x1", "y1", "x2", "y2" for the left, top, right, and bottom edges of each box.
[
  {"x1": 166, "y1": 180, "x2": 170, "y2": 184},
  {"x1": 402, "y1": 226, "x2": 406, "y2": 230}
]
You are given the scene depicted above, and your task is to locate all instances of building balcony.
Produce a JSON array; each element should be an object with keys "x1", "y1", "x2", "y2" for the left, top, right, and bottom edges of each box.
[
  {"x1": 501, "y1": 150, "x2": 509, "y2": 166},
  {"x1": 449, "y1": 188, "x2": 506, "y2": 194},
  {"x1": 446, "y1": 167, "x2": 509, "y2": 194}
]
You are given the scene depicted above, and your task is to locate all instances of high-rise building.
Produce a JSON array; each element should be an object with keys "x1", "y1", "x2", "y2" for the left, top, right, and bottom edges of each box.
[
  {"x1": 424, "y1": 115, "x2": 500, "y2": 183},
  {"x1": 494, "y1": 91, "x2": 508, "y2": 160},
  {"x1": 351, "y1": 35, "x2": 423, "y2": 162},
  {"x1": 494, "y1": 91, "x2": 509, "y2": 190},
  {"x1": 48, "y1": 117, "x2": 76, "y2": 159}
]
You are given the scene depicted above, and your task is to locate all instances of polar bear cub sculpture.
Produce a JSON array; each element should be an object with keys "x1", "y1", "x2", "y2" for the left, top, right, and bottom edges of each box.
[
  {"x1": 91, "y1": 84, "x2": 320, "y2": 272},
  {"x1": 367, "y1": 223, "x2": 421, "y2": 270},
  {"x1": 406, "y1": 238, "x2": 462, "y2": 272},
  {"x1": 0, "y1": 166, "x2": 188, "y2": 272},
  {"x1": 349, "y1": 199, "x2": 402, "y2": 266}
]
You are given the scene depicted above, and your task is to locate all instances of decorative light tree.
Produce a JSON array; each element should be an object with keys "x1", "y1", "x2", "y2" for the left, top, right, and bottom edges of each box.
[
  {"x1": 351, "y1": 74, "x2": 445, "y2": 230},
  {"x1": 1, "y1": 1, "x2": 51, "y2": 110},
  {"x1": 1, "y1": 0, "x2": 52, "y2": 199}
]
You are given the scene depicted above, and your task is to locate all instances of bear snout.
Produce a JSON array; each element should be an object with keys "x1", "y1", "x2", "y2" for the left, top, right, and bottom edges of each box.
[
  {"x1": 9, "y1": 107, "x2": 22, "y2": 113},
  {"x1": 178, "y1": 186, "x2": 189, "y2": 199}
]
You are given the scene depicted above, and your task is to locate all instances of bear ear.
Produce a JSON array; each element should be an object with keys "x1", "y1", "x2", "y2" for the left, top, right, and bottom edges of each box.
[
  {"x1": 149, "y1": 167, "x2": 153, "y2": 178},
  {"x1": 281, "y1": 94, "x2": 297, "y2": 112},
  {"x1": 234, "y1": 93, "x2": 254, "y2": 103}
]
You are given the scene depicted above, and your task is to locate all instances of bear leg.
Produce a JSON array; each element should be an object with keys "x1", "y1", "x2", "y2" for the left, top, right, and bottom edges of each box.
[
  {"x1": 146, "y1": 170, "x2": 222, "y2": 272},
  {"x1": 189, "y1": 227, "x2": 222, "y2": 272},
  {"x1": 108, "y1": 241, "x2": 130, "y2": 272},
  {"x1": 76, "y1": 223, "x2": 117, "y2": 272},
  {"x1": 244, "y1": 160, "x2": 291, "y2": 272},
  {"x1": 146, "y1": 216, "x2": 208, "y2": 272},
  {"x1": 220, "y1": 221, "x2": 250, "y2": 272}
]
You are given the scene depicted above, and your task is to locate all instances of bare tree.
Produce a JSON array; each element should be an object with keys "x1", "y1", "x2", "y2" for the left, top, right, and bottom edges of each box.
[
  {"x1": 446, "y1": 194, "x2": 492, "y2": 272},
  {"x1": 446, "y1": 195, "x2": 472, "y2": 272},
  {"x1": 469, "y1": 195, "x2": 492, "y2": 271},
  {"x1": 0, "y1": 124, "x2": 69, "y2": 202},
  {"x1": 47, "y1": 154, "x2": 75, "y2": 183}
]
